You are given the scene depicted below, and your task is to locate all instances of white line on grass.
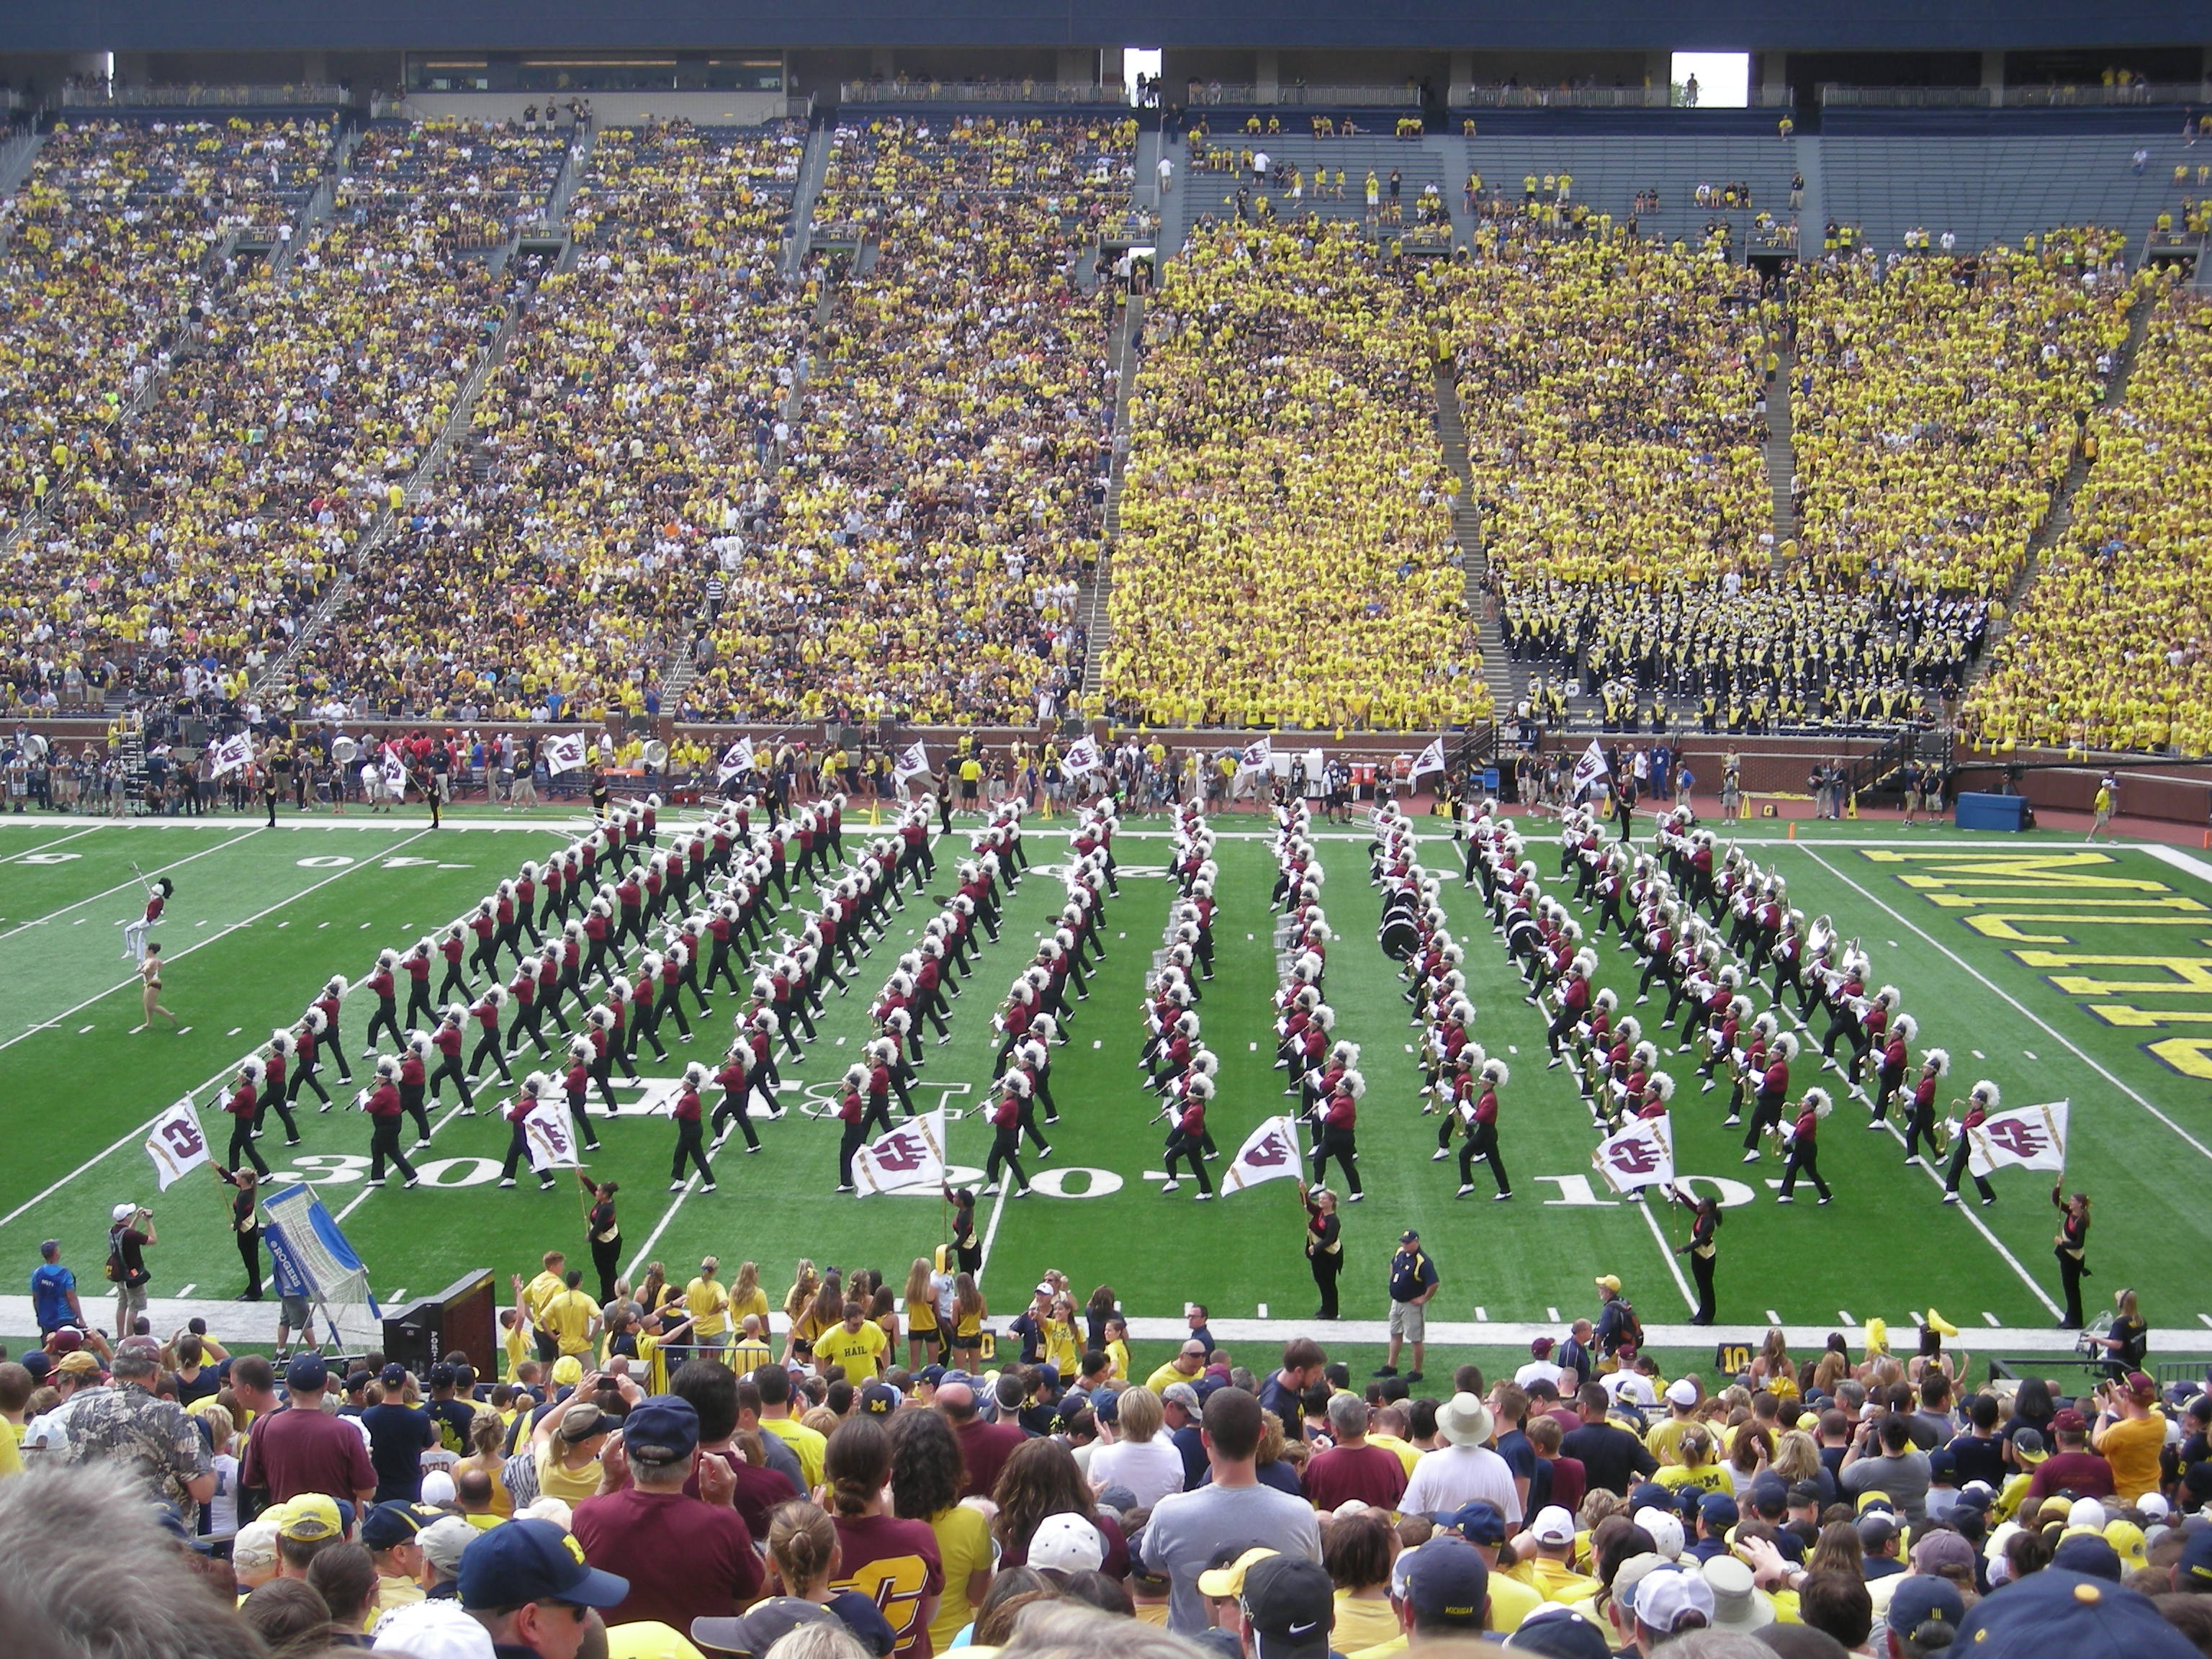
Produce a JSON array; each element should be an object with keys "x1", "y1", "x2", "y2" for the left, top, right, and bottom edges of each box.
[
  {"x1": 1634, "y1": 1197, "x2": 1699, "y2": 1311},
  {"x1": 1799, "y1": 846, "x2": 2212, "y2": 1168},
  {"x1": 0, "y1": 827, "x2": 436, "y2": 1058},
  {"x1": 0, "y1": 824, "x2": 107, "y2": 865},
  {"x1": 0, "y1": 826, "x2": 265, "y2": 943},
  {"x1": 0, "y1": 833, "x2": 438, "y2": 1230}
]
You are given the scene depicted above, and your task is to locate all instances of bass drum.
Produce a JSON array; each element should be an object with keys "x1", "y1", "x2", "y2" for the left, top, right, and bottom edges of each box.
[{"x1": 1377, "y1": 894, "x2": 1422, "y2": 961}]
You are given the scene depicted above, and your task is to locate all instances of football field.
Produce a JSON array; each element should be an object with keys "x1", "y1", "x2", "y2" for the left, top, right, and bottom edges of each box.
[{"x1": 2, "y1": 804, "x2": 2208, "y2": 1384}]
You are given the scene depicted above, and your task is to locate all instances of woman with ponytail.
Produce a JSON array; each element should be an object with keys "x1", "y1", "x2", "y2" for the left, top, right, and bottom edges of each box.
[{"x1": 822, "y1": 1416, "x2": 944, "y2": 1655}]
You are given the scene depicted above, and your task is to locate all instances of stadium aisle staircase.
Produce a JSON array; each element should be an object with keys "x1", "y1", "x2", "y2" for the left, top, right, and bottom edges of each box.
[
  {"x1": 1080, "y1": 292, "x2": 1146, "y2": 701},
  {"x1": 1964, "y1": 281, "x2": 2160, "y2": 691},
  {"x1": 1763, "y1": 340, "x2": 1798, "y2": 572},
  {"x1": 782, "y1": 117, "x2": 834, "y2": 280},
  {"x1": 1431, "y1": 364, "x2": 1517, "y2": 716},
  {"x1": 1462, "y1": 130, "x2": 1798, "y2": 247}
]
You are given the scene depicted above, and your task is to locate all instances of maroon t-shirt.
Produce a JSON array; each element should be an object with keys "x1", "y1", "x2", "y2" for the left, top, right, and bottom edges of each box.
[
  {"x1": 685, "y1": 1446, "x2": 801, "y2": 1539},
  {"x1": 239, "y1": 1403, "x2": 376, "y2": 1503},
  {"x1": 1543, "y1": 1454, "x2": 1588, "y2": 1516},
  {"x1": 953, "y1": 1417, "x2": 1028, "y2": 1501},
  {"x1": 1301, "y1": 1443, "x2": 1411, "y2": 1514},
  {"x1": 831, "y1": 1511, "x2": 945, "y2": 1658},
  {"x1": 572, "y1": 1488, "x2": 763, "y2": 1632}
]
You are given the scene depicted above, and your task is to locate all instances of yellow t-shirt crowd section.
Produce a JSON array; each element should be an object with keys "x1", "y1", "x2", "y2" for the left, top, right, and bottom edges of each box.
[
  {"x1": 1106, "y1": 220, "x2": 1488, "y2": 731},
  {"x1": 1965, "y1": 279, "x2": 2212, "y2": 755}
]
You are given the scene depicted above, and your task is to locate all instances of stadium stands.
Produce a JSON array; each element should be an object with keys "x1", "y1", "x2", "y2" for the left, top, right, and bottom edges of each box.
[
  {"x1": 1965, "y1": 279, "x2": 2212, "y2": 756},
  {"x1": 1105, "y1": 220, "x2": 1488, "y2": 730}
]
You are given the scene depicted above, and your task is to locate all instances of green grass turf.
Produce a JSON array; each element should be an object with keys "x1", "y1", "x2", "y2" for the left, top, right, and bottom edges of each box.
[{"x1": 1, "y1": 809, "x2": 2208, "y2": 1378}]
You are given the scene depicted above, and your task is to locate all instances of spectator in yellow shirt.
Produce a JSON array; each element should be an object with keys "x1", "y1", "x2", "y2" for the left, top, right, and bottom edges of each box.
[
  {"x1": 540, "y1": 1269, "x2": 600, "y2": 1359},
  {"x1": 2091, "y1": 1373, "x2": 2169, "y2": 1504},
  {"x1": 814, "y1": 1299, "x2": 891, "y2": 1382},
  {"x1": 685, "y1": 1256, "x2": 732, "y2": 1355},
  {"x1": 520, "y1": 1251, "x2": 569, "y2": 1364}
]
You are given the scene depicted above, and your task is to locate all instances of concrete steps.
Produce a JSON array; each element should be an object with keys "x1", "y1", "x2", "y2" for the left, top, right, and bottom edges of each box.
[
  {"x1": 1964, "y1": 282, "x2": 2159, "y2": 693},
  {"x1": 783, "y1": 118, "x2": 834, "y2": 281},
  {"x1": 1081, "y1": 292, "x2": 1146, "y2": 701},
  {"x1": 1432, "y1": 364, "x2": 1517, "y2": 716},
  {"x1": 1763, "y1": 339, "x2": 1798, "y2": 571}
]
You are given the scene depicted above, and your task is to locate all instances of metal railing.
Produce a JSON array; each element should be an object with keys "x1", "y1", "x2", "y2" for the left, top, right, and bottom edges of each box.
[
  {"x1": 60, "y1": 82, "x2": 348, "y2": 109},
  {"x1": 1178, "y1": 82, "x2": 1422, "y2": 108},
  {"x1": 1455, "y1": 84, "x2": 1797, "y2": 111},
  {"x1": 1825, "y1": 81, "x2": 2211, "y2": 109},
  {"x1": 838, "y1": 80, "x2": 1124, "y2": 107}
]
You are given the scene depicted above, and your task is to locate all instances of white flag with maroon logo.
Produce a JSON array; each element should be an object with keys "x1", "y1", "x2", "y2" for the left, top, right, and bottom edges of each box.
[
  {"x1": 1223, "y1": 1115, "x2": 1303, "y2": 1194},
  {"x1": 853, "y1": 1110, "x2": 948, "y2": 1195},
  {"x1": 1591, "y1": 1113, "x2": 1675, "y2": 1194},
  {"x1": 145, "y1": 1097, "x2": 212, "y2": 1190},
  {"x1": 1966, "y1": 1099, "x2": 2067, "y2": 1178}
]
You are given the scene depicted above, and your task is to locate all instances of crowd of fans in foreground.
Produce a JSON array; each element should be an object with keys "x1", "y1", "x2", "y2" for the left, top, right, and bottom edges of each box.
[{"x1": 8, "y1": 1259, "x2": 2212, "y2": 1659}]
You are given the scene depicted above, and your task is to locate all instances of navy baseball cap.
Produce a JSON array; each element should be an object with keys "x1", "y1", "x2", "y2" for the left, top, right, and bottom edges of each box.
[
  {"x1": 2051, "y1": 1533, "x2": 2123, "y2": 1581},
  {"x1": 379, "y1": 1362, "x2": 408, "y2": 1388},
  {"x1": 1699, "y1": 1492, "x2": 1740, "y2": 1529},
  {"x1": 1630, "y1": 1481, "x2": 1671, "y2": 1514},
  {"x1": 918, "y1": 1364, "x2": 947, "y2": 1386},
  {"x1": 1747, "y1": 1475, "x2": 1788, "y2": 1518},
  {"x1": 1885, "y1": 1575, "x2": 1966, "y2": 1638},
  {"x1": 1506, "y1": 1604, "x2": 1614, "y2": 1659},
  {"x1": 1956, "y1": 1568, "x2": 2198, "y2": 1659},
  {"x1": 693, "y1": 1599, "x2": 837, "y2": 1658},
  {"x1": 1241, "y1": 1554, "x2": 1335, "y2": 1659},
  {"x1": 428, "y1": 1363, "x2": 459, "y2": 1390},
  {"x1": 621, "y1": 1394, "x2": 701, "y2": 1467},
  {"x1": 457, "y1": 1518, "x2": 629, "y2": 1611},
  {"x1": 2179, "y1": 1527, "x2": 2212, "y2": 1588},
  {"x1": 361, "y1": 1501, "x2": 446, "y2": 1550},
  {"x1": 1442, "y1": 1501, "x2": 1507, "y2": 1547},
  {"x1": 860, "y1": 1382, "x2": 902, "y2": 1417},
  {"x1": 1400, "y1": 1537, "x2": 1489, "y2": 1629},
  {"x1": 284, "y1": 1353, "x2": 328, "y2": 1390}
]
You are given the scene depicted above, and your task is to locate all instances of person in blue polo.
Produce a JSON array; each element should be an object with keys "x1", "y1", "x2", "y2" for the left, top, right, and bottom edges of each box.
[
  {"x1": 1377, "y1": 1228, "x2": 1439, "y2": 1384},
  {"x1": 459, "y1": 1517, "x2": 629, "y2": 1659}
]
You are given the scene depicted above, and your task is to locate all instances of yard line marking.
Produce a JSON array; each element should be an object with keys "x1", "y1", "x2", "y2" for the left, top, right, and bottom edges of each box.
[
  {"x1": 0, "y1": 826, "x2": 264, "y2": 943},
  {"x1": 1802, "y1": 846, "x2": 2212, "y2": 1168},
  {"x1": 0, "y1": 833, "x2": 439, "y2": 1229},
  {"x1": 1256, "y1": 1303, "x2": 1268, "y2": 1319},
  {"x1": 624, "y1": 1175, "x2": 704, "y2": 1280},
  {"x1": 333, "y1": 1096, "x2": 471, "y2": 1223},
  {"x1": 228, "y1": 1027, "x2": 242, "y2": 1036},
  {"x1": 1767, "y1": 1309, "x2": 1784, "y2": 1324},
  {"x1": 1546, "y1": 1306, "x2": 1560, "y2": 1323},
  {"x1": 77, "y1": 1025, "x2": 93, "y2": 1033},
  {"x1": 1635, "y1": 1196, "x2": 1699, "y2": 1312},
  {"x1": 2024, "y1": 1051, "x2": 2036, "y2": 1060},
  {"x1": 0, "y1": 828, "x2": 439, "y2": 1061},
  {"x1": 1474, "y1": 1307, "x2": 1488, "y2": 1321},
  {"x1": 178, "y1": 1284, "x2": 195, "y2": 1297},
  {"x1": 0, "y1": 824, "x2": 104, "y2": 864},
  {"x1": 1840, "y1": 1310, "x2": 1854, "y2": 1325},
  {"x1": 2198, "y1": 1313, "x2": 2212, "y2": 1330},
  {"x1": 1984, "y1": 1312, "x2": 2002, "y2": 1326},
  {"x1": 390, "y1": 1289, "x2": 408, "y2": 1303}
]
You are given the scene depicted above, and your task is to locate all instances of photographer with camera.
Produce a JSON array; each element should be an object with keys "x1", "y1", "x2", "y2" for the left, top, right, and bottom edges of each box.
[{"x1": 105, "y1": 1200, "x2": 156, "y2": 1336}]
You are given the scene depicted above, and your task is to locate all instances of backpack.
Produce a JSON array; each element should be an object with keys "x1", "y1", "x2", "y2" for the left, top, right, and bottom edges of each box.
[
  {"x1": 105, "y1": 1227, "x2": 128, "y2": 1284},
  {"x1": 1619, "y1": 1300, "x2": 1645, "y2": 1352}
]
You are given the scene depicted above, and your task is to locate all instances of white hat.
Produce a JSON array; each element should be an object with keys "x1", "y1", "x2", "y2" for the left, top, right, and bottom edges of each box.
[
  {"x1": 232, "y1": 1517, "x2": 281, "y2": 1573},
  {"x1": 2067, "y1": 1496, "x2": 2110, "y2": 1531},
  {"x1": 1665, "y1": 1378, "x2": 1699, "y2": 1409},
  {"x1": 1027, "y1": 1511, "x2": 1106, "y2": 1574},
  {"x1": 112, "y1": 1202, "x2": 135, "y2": 1222},
  {"x1": 1634, "y1": 1506, "x2": 1686, "y2": 1562},
  {"x1": 370, "y1": 1598, "x2": 495, "y2": 1659},
  {"x1": 419, "y1": 1469, "x2": 457, "y2": 1506},
  {"x1": 1436, "y1": 1393, "x2": 1496, "y2": 1448},
  {"x1": 1529, "y1": 1506, "x2": 1576, "y2": 1547}
]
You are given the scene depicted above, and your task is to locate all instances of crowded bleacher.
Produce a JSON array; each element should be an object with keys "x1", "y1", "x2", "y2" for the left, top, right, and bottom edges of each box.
[
  {"x1": 1105, "y1": 220, "x2": 1488, "y2": 731},
  {"x1": 1964, "y1": 279, "x2": 2212, "y2": 755}
]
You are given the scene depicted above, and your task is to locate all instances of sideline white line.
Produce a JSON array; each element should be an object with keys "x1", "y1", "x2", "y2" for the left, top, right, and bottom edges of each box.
[
  {"x1": 2141, "y1": 844, "x2": 2212, "y2": 889},
  {"x1": 1634, "y1": 1194, "x2": 1699, "y2": 1312},
  {"x1": 1799, "y1": 845, "x2": 2212, "y2": 1168},
  {"x1": 0, "y1": 824, "x2": 107, "y2": 865},
  {"x1": 0, "y1": 830, "x2": 438, "y2": 1229},
  {"x1": 0, "y1": 826, "x2": 435, "y2": 1058},
  {"x1": 0, "y1": 826, "x2": 265, "y2": 943}
]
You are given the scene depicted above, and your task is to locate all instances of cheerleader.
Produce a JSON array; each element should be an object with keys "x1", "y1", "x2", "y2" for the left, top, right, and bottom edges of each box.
[
  {"x1": 1311, "y1": 1070, "x2": 1364, "y2": 1200},
  {"x1": 363, "y1": 1056, "x2": 419, "y2": 1188},
  {"x1": 214, "y1": 1164, "x2": 265, "y2": 1300},
  {"x1": 669, "y1": 1060, "x2": 716, "y2": 1192},
  {"x1": 499, "y1": 1074, "x2": 559, "y2": 1192},
  {"x1": 225, "y1": 1061, "x2": 271, "y2": 1177},
  {"x1": 362, "y1": 951, "x2": 402, "y2": 1055},
  {"x1": 1159, "y1": 1074, "x2": 1215, "y2": 1200},
  {"x1": 1903, "y1": 1047, "x2": 1949, "y2": 1166},
  {"x1": 560, "y1": 1038, "x2": 603, "y2": 1152},
  {"x1": 1776, "y1": 1087, "x2": 1833, "y2": 1205},
  {"x1": 122, "y1": 876, "x2": 173, "y2": 961},
  {"x1": 1457, "y1": 1057, "x2": 1512, "y2": 1202},
  {"x1": 1671, "y1": 1187, "x2": 1721, "y2": 1325},
  {"x1": 1942, "y1": 1080, "x2": 2000, "y2": 1206}
]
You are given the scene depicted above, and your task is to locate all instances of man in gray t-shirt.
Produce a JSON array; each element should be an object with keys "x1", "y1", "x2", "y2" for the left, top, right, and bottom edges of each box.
[
  {"x1": 1138, "y1": 1388, "x2": 1321, "y2": 1632},
  {"x1": 1838, "y1": 1414, "x2": 1933, "y2": 1526}
]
